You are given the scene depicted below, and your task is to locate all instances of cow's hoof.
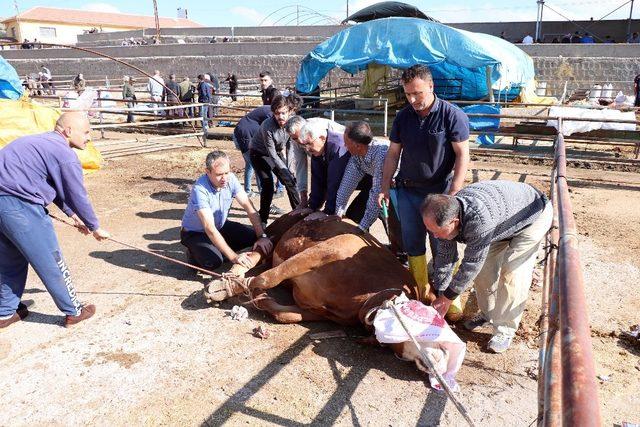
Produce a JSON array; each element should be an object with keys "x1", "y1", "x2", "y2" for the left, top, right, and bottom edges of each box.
[
  {"x1": 204, "y1": 279, "x2": 229, "y2": 303},
  {"x1": 204, "y1": 274, "x2": 250, "y2": 303}
]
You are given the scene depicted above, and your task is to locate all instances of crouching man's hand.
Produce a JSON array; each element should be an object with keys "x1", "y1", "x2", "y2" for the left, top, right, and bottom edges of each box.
[
  {"x1": 432, "y1": 295, "x2": 452, "y2": 318},
  {"x1": 253, "y1": 237, "x2": 273, "y2": 255}
]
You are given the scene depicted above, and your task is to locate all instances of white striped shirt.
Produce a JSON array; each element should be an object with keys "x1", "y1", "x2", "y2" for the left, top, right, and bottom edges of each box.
[{"x1": 335, "y1": 139, "x2": 389, "y2": 230}]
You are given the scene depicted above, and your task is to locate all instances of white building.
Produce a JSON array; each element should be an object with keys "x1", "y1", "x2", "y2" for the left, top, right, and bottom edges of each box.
[{"x1": 2, "y1": 6, "x2": 202, "y2": 45}]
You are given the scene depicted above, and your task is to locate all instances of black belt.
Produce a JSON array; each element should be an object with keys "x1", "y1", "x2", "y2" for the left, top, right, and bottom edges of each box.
[{"x1": 393, "y1": 178, "x2": 432, "y2": 189}]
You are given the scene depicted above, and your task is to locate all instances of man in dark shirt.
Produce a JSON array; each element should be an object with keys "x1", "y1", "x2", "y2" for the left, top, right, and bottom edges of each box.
[
  {"x1": 634, "y1": 73, "x2": 640, "y2": 107},
  {"x1": 295, "y1": 119, "x2": 356, "y2": 222},
  {"x1": 163, "y1": 73, "x2": 181, "y2": 119},
  {"x1": 570, "y1": 31, "x2": 582, "y2": 43},
  {"x1": 234, "y1": 105, "x2": 272, "y2": 194},
  {"x1": 259, "y1": 71, "x2": 280, "y2": 105},
  {"x1": 208, "y1": 72, "x2": 221, "y2": 118},
  {"x1": 226, "y1": 73, "x2": 238, "y2": 102},
  {"x1": 379, "y1": 65, "x2": 470, "y2": 309},
  {"x1": 197, "y1": 74, "x2": 212, "y2": 137},
  {"x1": 0, "y1": 112, "x2": 110, "y2": 329},
  {"x1": 249, "y1": 95, "x2": 301, "y2": 224}
]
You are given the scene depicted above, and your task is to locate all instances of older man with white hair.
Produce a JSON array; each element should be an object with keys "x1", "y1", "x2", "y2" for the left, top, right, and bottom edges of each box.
[{"x1": 295, "y1": 118, "x2": 372, "y2": 223}]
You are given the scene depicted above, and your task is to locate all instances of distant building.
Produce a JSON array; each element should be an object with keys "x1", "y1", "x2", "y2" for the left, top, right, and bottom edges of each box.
[{"x1": 1, "y1": 6, "x2": 203, "y2": 45}]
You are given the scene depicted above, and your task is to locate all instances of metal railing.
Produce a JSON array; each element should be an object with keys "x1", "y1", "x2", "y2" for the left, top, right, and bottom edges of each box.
[{"x1": 538, "y1": 118, "x2": 601, "y2": 425}]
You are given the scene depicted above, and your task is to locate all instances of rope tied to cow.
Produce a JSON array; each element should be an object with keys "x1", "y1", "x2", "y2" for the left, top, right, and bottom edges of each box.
[
  {"x1": 217, "y1": 274, "x2": 272, "y2": 310},
  {"x1": 361, "y1": 288, "x2": 404, "y2": 326},
  {"x1": 49, "y1": 213, "x2": 224, "y2": 278}
]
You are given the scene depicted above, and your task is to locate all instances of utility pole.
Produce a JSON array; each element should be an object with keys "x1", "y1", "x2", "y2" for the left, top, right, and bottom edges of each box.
[
  {"x1": 535, "y1": 0, "x2": 545, "y2": 42},
  {"x1": 14, "y1": 0, "x2": 22, "y2": 41},
  {"x1": 627, "y1": 0, "x2": 635, "y2": 41},
  {"x1": 346, "y1": 0, "x2": 349, "y2": 21},
  {"x1": 152, "y1": 0, "x2": 161, "y2": 43}
]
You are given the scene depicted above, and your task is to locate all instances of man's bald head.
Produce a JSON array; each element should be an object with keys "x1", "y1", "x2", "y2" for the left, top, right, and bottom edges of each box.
[{"x1": 55, "y1": 112, "x2": 91, "y2": 150}]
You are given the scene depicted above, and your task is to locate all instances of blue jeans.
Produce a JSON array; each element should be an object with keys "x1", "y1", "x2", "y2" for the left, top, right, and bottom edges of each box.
[
  {"x1": 242, "y1": 151, "x2": 261, "y2": 193},
  {"x1": 200, "y1": 105, "x2": 209, "y2": 131},
  {"x1": 0, "y1": 195, "x2": 81, "y2": 317},
  {"x1": 233, "y1": 135, "x2": 261, "y2": 193},
  {"x1": 395, "y1": 180, "x2": 450, "y2": 257}
]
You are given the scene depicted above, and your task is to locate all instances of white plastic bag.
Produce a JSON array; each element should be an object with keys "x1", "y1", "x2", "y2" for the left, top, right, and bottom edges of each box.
[{"x1": 374, "y1": 293, "x2": 466, "y2": 392}]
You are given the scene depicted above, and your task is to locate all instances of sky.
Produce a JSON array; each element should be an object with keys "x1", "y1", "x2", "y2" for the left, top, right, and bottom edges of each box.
[{"x1": 4, "y1": 0, "x2": 638, "y2": 26}]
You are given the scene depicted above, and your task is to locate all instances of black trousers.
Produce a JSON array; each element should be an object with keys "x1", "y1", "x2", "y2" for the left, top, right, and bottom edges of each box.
[
  {"x1": 249, "y1": 150, "x2": 300, "y2": 223},
  {"x1": 343, "y1": 175, "x2": 372, "y2": 224},
  {"x1": 180, "y1": 220, "x2": 256, "y2": 270}
]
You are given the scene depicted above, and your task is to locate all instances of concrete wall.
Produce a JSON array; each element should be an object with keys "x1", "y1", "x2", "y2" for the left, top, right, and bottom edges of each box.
[
  {"x1": 74, "y1": 20, "x2": 640, "y2": 45},
  {"x1": 5, "y1": 43, "x2": 640, "y2": 95},
  {"x1": 77, "y1": 25, "x2": 347, "y2": 43},
  {"x1": 7, "y1": 55, "x2": 305, "y2": 89},
  {"x1": 449, "y1": 19, "x2": 640, "y2": 43},
  {"x1": 0, "y1": 42, "x2": 318, "y2": 60},
  {"x1": 519, "y1": 44, "x2": 640, "y2": 57}
]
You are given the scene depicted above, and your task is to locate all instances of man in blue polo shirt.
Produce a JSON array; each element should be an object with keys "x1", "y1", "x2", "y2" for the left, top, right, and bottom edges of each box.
[
  {"x1": 180, "y1": 150, "x2": 272, "y2": 270},
  {"x1": 379, "y1": 65, "x2": 470, "y2": 309},
  {"x1": 0, "y1": 112, "x2": 110, "y2": 329}
]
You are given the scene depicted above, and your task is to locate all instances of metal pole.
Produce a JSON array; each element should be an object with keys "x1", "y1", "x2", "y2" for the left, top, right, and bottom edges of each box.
[
  {"x1": 98, "y1": 89, "x2": 105, "y2": 140},
  {"x1": 539, "y1": 0, "x2": 545, "y2": 42},
  {"x1": 383, "y1": 99, "x2": 388, "y2": 136},
  {"x1": 554, "y1": 128, "x2": 601, "y2": 425},
  {"x1": 330, "y1": 110, "x2": 335, "y2": 122},
  {"x1": 152, "y1": 0, "x2": 161, "y2": 43},
  {"x1": 627, "y1": 0, "x2": 635, "y2": 41}
]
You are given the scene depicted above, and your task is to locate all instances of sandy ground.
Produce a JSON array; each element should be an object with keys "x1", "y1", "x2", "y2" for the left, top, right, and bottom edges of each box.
[{"x1": 1, "y1": 136, "x2": 639, "y2": 426}]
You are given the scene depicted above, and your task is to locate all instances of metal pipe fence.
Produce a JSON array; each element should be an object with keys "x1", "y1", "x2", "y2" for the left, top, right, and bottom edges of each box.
[{"x1": 538, "y1": 119, "x2": 601, "y2": 425}]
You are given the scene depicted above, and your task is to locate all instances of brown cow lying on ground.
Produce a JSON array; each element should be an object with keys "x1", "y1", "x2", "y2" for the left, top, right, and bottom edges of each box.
[
  {"x1": 205, "y1": 210, "x2": 421, "y2": 324},
  {"x1": 204, "y1": 211, "x2": 461, "y2": 369}
]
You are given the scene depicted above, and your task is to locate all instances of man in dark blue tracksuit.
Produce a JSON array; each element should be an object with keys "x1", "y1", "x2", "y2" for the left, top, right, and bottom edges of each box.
[{"x1": 0, "y1": 112, "x2": 110, "y2": 328}]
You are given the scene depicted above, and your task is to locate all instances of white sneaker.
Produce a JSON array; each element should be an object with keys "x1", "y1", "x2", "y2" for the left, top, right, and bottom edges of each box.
[{"x1": 487, "y1": 332, "x2": 513, "y2": 353}]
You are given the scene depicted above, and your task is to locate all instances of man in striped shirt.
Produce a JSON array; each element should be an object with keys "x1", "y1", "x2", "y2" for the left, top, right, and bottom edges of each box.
[
  {"x1": 335, "y1": 121, "x2": 404, "y2": 253},
  {"x1": 335, "y1": 121, "x2": 387, "y2": 230}
]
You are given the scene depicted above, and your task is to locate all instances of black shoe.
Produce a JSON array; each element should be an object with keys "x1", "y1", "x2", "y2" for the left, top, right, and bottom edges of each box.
[
  {"x1": 0, "y1": 304, "x2": 29, "y2": 329},
  {"x1": 269, "y1": 205, "x2": 285, "y2": 215}
]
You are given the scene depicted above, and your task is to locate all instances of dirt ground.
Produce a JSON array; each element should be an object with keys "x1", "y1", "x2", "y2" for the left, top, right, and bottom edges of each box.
[{"x1": 1, "y1": 135, "x2": 639, "y2": 426}]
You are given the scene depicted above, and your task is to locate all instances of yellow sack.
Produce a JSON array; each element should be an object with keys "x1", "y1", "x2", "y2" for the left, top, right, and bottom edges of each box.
[
  {"x1": 516, "y1": 80, "x2": 558, "y2": 105},
  {"x1": 0, "y1": 97, "x2": 102, "y2": 171}
]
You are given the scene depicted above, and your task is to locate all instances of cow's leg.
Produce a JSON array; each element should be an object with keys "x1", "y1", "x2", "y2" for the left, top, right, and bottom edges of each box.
[
  {"x1": 227, "y1": 250, "x2": 264, "y2": 276},
  {"x1": 253, "y1": 293, "x2": 325, "y2": 323},
  {"x1": 249, "y1": 238, "x2": 347, "y2": 291},
  {"x1": 204, "y1": 251, "x2": 266, "y2": 303}
]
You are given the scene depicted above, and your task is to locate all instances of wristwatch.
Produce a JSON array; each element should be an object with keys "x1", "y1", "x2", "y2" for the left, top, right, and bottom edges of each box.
[{"x1": 260, "y1": 233, "x2": 268, "y2": 239}]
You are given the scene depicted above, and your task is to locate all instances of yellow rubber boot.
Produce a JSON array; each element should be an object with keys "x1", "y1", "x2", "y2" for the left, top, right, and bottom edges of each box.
[
  {"x1": 408, "y1": 255, "x2": 428, "y2": 302},
  {"x1": 446, "y1": 259, "x2": 464, "y2": 322}
]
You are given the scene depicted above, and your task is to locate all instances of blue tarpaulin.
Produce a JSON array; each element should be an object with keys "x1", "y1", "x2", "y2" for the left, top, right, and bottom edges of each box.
[
  {"x1": 296, "y1": 18, "x2": 535, "y2": 100},
  {"x1": 462, "y1": 104, "x2": 500, "y2": 131},
  {"x1": 461, "y1": 104, "x2": 500, "y2": 145},
  {"x1": 0, "y1": 55, "x2": 23, "y2": 100}
]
